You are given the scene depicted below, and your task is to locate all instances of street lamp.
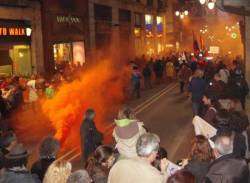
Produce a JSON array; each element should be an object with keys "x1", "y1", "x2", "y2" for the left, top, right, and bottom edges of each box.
[
  {"x1": 199, "y1": 0, "x2": 206, "y2": 4},
  {"x1": 207, "y1": 0, "x2": 215, "y2": 9},
  {"x1": 199, "y1": 0, "x2": 216, "y2": 10},
  {"x1": 175, "y1": 9, "x2": 189, "y2": 19},
  {"x1": 26, "y1": 27, "x2": 32, "y2": 36}
]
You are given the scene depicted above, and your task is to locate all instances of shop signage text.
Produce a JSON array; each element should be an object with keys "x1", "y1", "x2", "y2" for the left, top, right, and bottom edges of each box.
[
  {"x1": 0, "y1": 27, "x2": 26, "y2": 36},
  {"x1": 56, "y1": 15, "x2": 81, "y2": 24}
]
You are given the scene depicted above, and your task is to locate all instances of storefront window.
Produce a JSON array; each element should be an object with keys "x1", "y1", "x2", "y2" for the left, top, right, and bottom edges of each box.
[
  {"x1": 135, "y1": 13, "x2": 142, "y2": 27},
  {"x1": 156, "y1": 16, "x2": 163, "y2": 35},
  {"x1": 0, "y1": 19, "x2": 32, "y2": 77},
  {"x1": 53, "y1": 43, "x2": 73, "y2": 62},
  {"x1": 0, "y1": 45, "x2": 31, "y2": 77},
  {"x1": 134, "y1": 28, "x2": 141, "y2": 37},
  {"x1": 53, "y1": 41, "x2": 85, "y2": 66},
  {"x1": 145, "y1": 14, "x2": 153, "y2": 25},
  {"x1": 145, "y1": 14, "x2": 153, "y2": 38}
]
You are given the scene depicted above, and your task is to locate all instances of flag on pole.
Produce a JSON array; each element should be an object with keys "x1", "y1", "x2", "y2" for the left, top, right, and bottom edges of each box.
[
  {"x1": 192, "y1": 31, "x2": 200, "y2": 55},
  {"x1": 200, "y1": 34, "x2": 204, "y2": 51}
]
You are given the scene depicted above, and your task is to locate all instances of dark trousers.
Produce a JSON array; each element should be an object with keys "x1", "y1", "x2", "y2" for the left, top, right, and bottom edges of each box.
[
  {"x1": 192, "y1": 102, "x2": 203, "y2": 116},
  {"x1": 180, "y1": 81, "x2": 185, "y2": 93},
  {"x1": 144, "y1": 77, "x2": 152, "y2": 89},
  {"x1": 240, "y1": 97, "x2": 246, "y2": 110},
  {"x1": 132, "y1": 83, "x2": 141, "y2": 99}
]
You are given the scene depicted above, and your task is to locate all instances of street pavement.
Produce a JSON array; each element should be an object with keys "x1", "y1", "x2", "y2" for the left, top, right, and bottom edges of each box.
[
  {"x1": 130, "y1": 83, "x2": 194, "y2": 162},
  {"x1": 13, "y1": 81, "x2": 195, "y2": 169},
  {"x1": 68, "y1": 82, "x2": 195, "y2": 169}
]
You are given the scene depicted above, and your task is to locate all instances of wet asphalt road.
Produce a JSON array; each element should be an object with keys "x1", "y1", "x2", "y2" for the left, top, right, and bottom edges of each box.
[{"x1": 128, "y1": 82, "x2": 194, "y2": 162}]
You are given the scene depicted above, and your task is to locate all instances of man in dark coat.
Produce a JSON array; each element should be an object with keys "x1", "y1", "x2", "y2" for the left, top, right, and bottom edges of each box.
[
  {"x1": 228, "y1": 75, "x2": 249, "y2": 110},
  {"x1": 204, "y1": 133, "x2": 249, "y2": 183},
  {"x1": 80, "y1": 109, "x2": 103, "y2": 160}
]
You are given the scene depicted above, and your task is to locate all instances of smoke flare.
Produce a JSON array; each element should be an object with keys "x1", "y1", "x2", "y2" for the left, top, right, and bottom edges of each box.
[{"x1": 42, "y1": 60, "x2": 128, "y2": 148}]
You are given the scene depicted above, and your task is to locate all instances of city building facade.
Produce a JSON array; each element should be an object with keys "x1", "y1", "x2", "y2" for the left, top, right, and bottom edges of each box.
[
  {"x1": 41, "y1": 0, "x2": 89, "y2": 74},
  {"x1": 88, "y1": 0, "x2": 174, "y2": 63},
  {"x1": 0, "y1": 0, "x2": 44, "y2": 77}
]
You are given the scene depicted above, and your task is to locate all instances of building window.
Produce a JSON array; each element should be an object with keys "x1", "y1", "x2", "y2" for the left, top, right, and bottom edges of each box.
[
  {"x1": 145, "y1": 14, "x2": 153, "y2": 37},
  {"x1": 53, "y1": 42, "x2": 85, "y2": 66},
  {"x1": 135, "y1": 13, "x2": 142, "y2": 26},
  {"x1": 0, "y1": 19, "x2": 32, "y2": 76},
  {"x1": 156, "y1": 16, "x2": 163, "y2": 35},
  {"x1": 94, "y1": 4, "x2": 112, "y2": 21},
  {"x1": 145, "y1": 14, "x2": 153, "y2": 25},
  {"x1": 157, "y1": 0, "x2": 164, "y2": 10},
  {"x1": 147, "y1": 0, "x2": 153, "y2": 7},
  {"x1": 119, "y1": 9, "x2": 131, "y2": 22},
  {"x1": 134, "y1": 27, "x2": 141, "y2": 37}
]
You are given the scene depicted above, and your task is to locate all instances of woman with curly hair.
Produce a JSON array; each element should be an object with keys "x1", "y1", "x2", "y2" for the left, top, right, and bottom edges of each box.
[
  {"x1": 43, "y1": 160, "x2": 72, "y2": 183},
  {"x1": 184, "y1": 135, "x2": 214, "y2": 183}
]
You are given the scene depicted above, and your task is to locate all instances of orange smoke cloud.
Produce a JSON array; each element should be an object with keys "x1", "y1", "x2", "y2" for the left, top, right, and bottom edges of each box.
[{"x1": 42, "y1": 60, "x2": 129, "y2": 148}]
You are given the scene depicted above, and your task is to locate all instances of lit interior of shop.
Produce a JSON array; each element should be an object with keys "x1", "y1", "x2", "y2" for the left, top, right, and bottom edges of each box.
[
  {"x1": 0, "y1": 44, "x2": 31, "y2": 77},
  {"x1": 53, "y1": 41, "x2": 85, "y2": 66}
]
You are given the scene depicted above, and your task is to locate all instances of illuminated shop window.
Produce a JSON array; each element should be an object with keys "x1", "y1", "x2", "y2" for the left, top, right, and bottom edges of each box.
[
  {"x1": 156, "y1": 16, "x2": 163, "y2": 35},
  {"x1": 145, "y1": 14, "x2": 153, "y2": 24},
  {"x1": 134, "y1": 28, "x2": 141, "y2": 37},
  {"x1": 135, "y1": 13, "x2": 142, "y2": 26},
  {"x1": 53, "y1": 42, "x2": 85, "y2": 66},
  {"x1": 145, "y1": 14, "x2": 153, "y2": 38}
]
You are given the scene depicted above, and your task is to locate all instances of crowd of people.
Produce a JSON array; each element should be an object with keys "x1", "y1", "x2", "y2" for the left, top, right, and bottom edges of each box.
[
  {"x1": 0, "y1": 61, "x2": 84, "y2": 117},
  {"x1": 0, "y1": 52, "x2": 250, "y2": 183}
]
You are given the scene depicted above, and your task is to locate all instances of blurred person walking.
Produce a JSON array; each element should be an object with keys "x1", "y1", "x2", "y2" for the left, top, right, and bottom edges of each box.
[
  {"x1": 178, "y1": 64, "x2": 192, "y2": 93},
  {"x1": 143, "y1": 63, "x2": 152, "y2": 89},
  {"x1": 218, "y1": 62, "x2": 230, "y2": 84},
  {"x1": 166, "y1": 61, "x2": 175, "y2": 81},
  {"x1": 0, "y1": 90, "x2": 8, "y2": 117},
  {"x1": 131, "y1": 66, "x2": 141, "y2": 99},
  {"x1": 228, "y1": 74, "x2": 249, "y2": 110},
  {"x1": 27, "y1": 76, "x2": 38, "y2": 112},
  {"x1": 189, "y1": 69, "x2": 206, "y2": 116}
]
